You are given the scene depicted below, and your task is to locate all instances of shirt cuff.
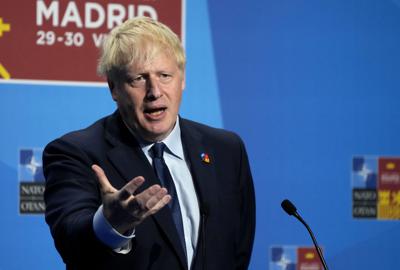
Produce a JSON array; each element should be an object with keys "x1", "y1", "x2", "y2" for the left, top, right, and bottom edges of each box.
[{"x1": 93, "y1": 205, "x2": 135, "y2": 250}]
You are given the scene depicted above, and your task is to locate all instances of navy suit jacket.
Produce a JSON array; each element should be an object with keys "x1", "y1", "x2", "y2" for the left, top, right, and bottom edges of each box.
[{"x1": 43, "y1": 111, "x2": 255, "y2": 270}]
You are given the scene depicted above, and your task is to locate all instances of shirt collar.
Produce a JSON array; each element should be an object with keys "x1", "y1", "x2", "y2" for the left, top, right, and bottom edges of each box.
[{"x1": 140, "y1": 117, "x2": 184, "y2": 160}]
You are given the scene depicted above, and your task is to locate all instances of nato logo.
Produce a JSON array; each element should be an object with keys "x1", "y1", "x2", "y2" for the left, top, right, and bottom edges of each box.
[
  {"x1": 352, "y1": 156, "x2": 377, "y2": 188},
  {"x1": 19, "y1": 148, "x2": 45, "y2": 214},
  {"x1": 270, "y1": 246, "x2": 296, "y2": 270},
  {"x1": 352, "y1": 156, "x2": 377, "y2": 218},
  {"x1": 19, "y1": 149, "x2": 44, "y2": 182},
  {"x1": 270, "y1": 246, "x2": 324, "y2": 270}
]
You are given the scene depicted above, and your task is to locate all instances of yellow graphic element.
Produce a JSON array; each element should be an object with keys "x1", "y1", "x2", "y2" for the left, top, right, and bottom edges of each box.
[
  {"x1": 0, "y1": 17, "x2": 11, "y2": 37},
  {"x1": 392, "y1": 191, "x2": 400, "y2": 206},
  {"x1": 378, "y1": 204, "x2": 400, "y2": 219},
  {"x1": 0, "y1": 64, "x2": 10, "y2": 79},
  {"x1": 386, "y1": 162, "x2": 396, "y2": 170},
  {"x1": 305, "y1": 252, "x2": 315, "y2": 260},
  {"x1": 378, "y1": 190, "x2": 400, "y2": 219},
  {"x1": 379, "y1": 190, "x2": 390, "y2": 206}
]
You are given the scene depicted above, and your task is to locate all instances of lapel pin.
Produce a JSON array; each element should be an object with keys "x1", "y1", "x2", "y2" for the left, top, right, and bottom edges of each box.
[{"x1": 201, "y1": 153, "x2": 210, "y2": 164}]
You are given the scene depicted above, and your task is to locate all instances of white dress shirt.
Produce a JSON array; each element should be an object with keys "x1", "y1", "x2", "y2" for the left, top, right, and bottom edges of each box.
[{"x1": 93, "y1": 118, "x2": 200, "y2": 268}]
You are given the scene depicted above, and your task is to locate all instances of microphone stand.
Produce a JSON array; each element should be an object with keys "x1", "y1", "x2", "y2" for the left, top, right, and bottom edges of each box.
[
  {"x1": 281, "y1": 199, "x2": 329, "y2": 270},
  {"x1": 292, "y1": 211, "x2": 329, "y2": 270}
]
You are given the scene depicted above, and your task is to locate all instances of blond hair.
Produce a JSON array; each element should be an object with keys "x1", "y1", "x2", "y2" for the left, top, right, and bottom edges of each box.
[{"x1": 97, "y1": 17, "x2": 185, "y2": 81}]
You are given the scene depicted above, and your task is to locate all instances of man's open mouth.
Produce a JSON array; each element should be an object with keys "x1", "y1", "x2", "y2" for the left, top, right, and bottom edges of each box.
[{"x1": 144, "y1": 107, "x2": 167, "y2": 117}]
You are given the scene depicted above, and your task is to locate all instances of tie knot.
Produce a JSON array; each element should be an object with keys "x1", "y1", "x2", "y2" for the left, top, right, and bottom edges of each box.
[{"x1": 151, "y1": 142, "x2": 166, "y2": 159}]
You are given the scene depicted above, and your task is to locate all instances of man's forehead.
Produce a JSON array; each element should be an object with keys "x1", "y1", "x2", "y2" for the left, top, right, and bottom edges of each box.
[{"x1": 127, "y1": 53, "x2": 180, "y2": 74}]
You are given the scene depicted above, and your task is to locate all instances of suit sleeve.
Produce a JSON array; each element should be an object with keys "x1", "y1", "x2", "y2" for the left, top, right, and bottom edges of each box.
[
  {"x1": 235, "y1": 137, "x2": 256, "y2": 270},
  {"x1": 43, "y1": 138, "x2": 128, "y2": 267}
]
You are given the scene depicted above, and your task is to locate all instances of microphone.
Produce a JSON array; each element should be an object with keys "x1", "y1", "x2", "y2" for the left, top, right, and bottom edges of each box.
[{"x1": 281, "y1": 199, "x2": 329, "y2": 270}]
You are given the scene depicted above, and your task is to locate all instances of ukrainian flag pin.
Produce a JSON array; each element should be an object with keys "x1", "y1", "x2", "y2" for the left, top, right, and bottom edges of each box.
[{"x1": 201, "y1": 153, "x2": 210, "y2": 164}]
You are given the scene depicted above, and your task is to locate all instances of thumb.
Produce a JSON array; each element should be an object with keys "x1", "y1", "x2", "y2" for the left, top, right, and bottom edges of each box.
[{"x1": 92, "y1": 164, "x2": 117, "y2": 194}]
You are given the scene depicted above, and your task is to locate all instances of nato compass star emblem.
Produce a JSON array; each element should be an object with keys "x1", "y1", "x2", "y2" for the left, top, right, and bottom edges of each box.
[
  {"x1": 19, "y1": 149, "x2": 44, "y2": 182},
  {"x1": 270, "y1": 246, "x2": 296, "y2": 270}
]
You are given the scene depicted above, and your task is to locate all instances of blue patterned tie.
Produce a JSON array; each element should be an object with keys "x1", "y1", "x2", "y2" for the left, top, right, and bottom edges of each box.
[{"x1": 151, "y1": 142, "x2": 186, "y2": 257}]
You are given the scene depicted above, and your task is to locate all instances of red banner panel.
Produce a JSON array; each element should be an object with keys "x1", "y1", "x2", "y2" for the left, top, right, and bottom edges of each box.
[
  {"x1": 297, "y1": 247, "x2": 323, "y2": 270},
  {"x1": 0, "y1": 0, "x2": 183, "y2": 83}
]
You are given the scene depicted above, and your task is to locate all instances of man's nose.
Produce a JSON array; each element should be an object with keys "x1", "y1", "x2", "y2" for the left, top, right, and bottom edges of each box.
[{"x1": 146, "y1": 76, "x2": 161, "y2": 100}]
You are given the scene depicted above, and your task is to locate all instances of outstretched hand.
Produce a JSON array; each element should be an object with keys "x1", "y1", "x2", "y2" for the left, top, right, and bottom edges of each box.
[{"x1": 92, "y1": 164, "x2": 171, "y2": 234}]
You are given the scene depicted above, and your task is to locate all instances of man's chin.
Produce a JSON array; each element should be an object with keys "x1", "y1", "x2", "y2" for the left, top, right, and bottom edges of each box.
[{"x1": 139, "y1": 127, "x2": 172, "y2": 142}]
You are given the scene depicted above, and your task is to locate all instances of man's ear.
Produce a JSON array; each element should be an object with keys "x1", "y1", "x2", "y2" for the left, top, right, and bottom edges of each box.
[{"x1": 107, "y1": 79, "x2": 118, "y2": 101}]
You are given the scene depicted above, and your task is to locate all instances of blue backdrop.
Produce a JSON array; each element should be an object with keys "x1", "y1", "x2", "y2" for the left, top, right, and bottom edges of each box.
[{"x1": 1, "y1": 0, "x2": 400, "y2": 269}]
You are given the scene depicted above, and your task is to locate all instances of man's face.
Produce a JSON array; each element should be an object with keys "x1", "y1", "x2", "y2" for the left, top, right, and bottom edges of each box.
[{"x1": 111, "y1": 52, "x2": 185, "y2": 142}]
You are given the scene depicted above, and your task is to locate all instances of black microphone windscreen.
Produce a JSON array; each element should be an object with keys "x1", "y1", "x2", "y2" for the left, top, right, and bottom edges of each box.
[{"x1": 281, "y1": 199, "x2": 297, "y2": 216}]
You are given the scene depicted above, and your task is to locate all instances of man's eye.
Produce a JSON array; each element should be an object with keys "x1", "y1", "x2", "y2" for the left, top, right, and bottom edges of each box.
[
  {"x1": 134, "y1": 75, "x2": 145, "y2": 82},
  {"x1": 160, "y1": 73, "x2": 172, "y2": 81},
  {"x1": 127, "y1": 75, "x2": 146, "y2": 85}
]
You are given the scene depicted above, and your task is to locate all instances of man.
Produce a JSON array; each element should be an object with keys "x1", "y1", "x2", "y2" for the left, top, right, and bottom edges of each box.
[{"x1": 43, "y1": 17, "x2": 255, "y2": 270}]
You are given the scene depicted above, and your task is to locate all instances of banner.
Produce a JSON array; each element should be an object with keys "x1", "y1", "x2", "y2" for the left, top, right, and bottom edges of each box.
[{"x1": 0, "y1": 0, "x2": 183, "y2": 83}]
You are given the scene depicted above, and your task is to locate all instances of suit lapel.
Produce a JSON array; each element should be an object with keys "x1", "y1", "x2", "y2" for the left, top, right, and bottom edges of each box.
[
  {"x1": 104, "y1": 112, "x2": 188, "y2": 269},
  {"x1": 180, "y1": 119, "x2": 218, "y2": 227}
]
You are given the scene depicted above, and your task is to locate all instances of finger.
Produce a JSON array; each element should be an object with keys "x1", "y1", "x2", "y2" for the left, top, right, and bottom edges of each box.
[
  {"x1": 118, "y1": 176, "x2": 145, "y2": 201},
  {"x1": 144, "y1": 188, "x2": 169, "y2": 210},
  {"x1": 125, "y1": 185, "x2": 163, "y2": 211},
  {"x1": 141, "y1": 194, "x2": 171, "y2": 220},
  {"x1": 139, "y1": 184, "x2": 163, "y2": 201},
  {"x1": 124, "y1": 176, "x2": 146, "y2": 194},
  {"x1": 92, "y1": 164, "x2": 117, "y2": 194}
]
